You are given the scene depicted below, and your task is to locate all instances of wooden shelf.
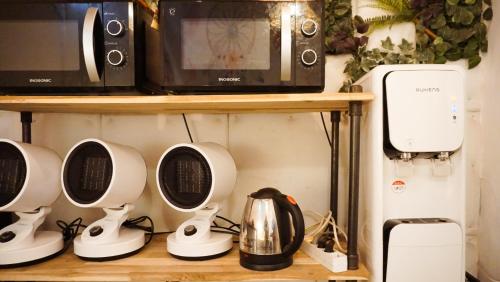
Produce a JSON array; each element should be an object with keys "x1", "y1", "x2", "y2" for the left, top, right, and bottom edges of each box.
[
  {"x1": 0, "y1": 234, "x2": 369, "y2": 281},
  {"x1": 0, "y1": 92, "x2": 373, "y2": 114}
]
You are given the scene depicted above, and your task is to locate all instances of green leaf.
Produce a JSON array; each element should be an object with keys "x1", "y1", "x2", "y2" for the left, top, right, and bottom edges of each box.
[
  {"x1": 334, "y1": 4, "x2": 351, "y2": 17},
  {"x1": 381, "y1": 37, "x2": 395, "y2": 51},
  {"x1": 364, "y1": 14, "x2": 412, "y2": 32},
  {"x1": 452, "y1": 8, "x2": 475, "y2": 25},
  {"x1": 433, "y1": 37, "x2": 444, "y2": 45},
  {"x1": 416, "y1": 32, "x2": 430, "y2": 46},
  {"x1": 447, "y1": 0, "x2": 459, "y2": 5},
  {"x1": 464, "y1": 0, "x2": 476, "y2": 4},
  {"x1": 435, "y1": 56, "x2": 448, "y2": 64},
  {"x1": 430, "y1": 14, "x2": 447, "y2": 29},
  {"x1": 384, "y1": 52, "x2": 399, "y2": 64},
  {"x1": 416, "y1": 48, "x2": 435, "y2": 63},
  {"x1": 468, "y1": 55, "x2": 481, "y2": 69},
  {"x1": 370, "y1": 48, "x2": 385, "y2": 63},
  {"x1": 480, "y1": 38, "x2": 488, "y2": 52},
  {"x1": 445, "y1": 48, "x2": 462, "y2": 61},
  {"x1": 438, "y1": 26, "x2": 476, "y2": 44},
  {"x1": 483, "y1": 8, "x2": 493, "y2": 21},
  {"x1": 360, "y1": 57, "x2": 377, "y2": 72},
  {"x1": 361, "y1": 0, "x2": 411, "y2": 13},
  {"x1": 398, "y1": 38, "x2": 414, "y2": 54},
  {"x1": 463, "y1": 39, "x2": 479, "y2": 58},
  {"x1": 435, "y1": 42, "x2": 452, "y2": 56}
]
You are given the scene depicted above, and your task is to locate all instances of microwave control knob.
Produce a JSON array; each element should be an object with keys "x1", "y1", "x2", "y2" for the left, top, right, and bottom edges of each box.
[
  {"x1": 301, "y1": 49, "x2": 318, "y2": 66},
  {"x1": 301, "y1": 19, "x2": 318, "y2": 37},
  {"x1": 106, "y1": 20, "x2": 124, "y2": 37},
  {"x1": 107, "y1": 50, "x2": 125, "y2": 66}
]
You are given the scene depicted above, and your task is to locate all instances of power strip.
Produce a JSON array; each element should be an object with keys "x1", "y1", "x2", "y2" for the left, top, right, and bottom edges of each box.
[{"x1": 301, "y1": 240, "x2": 348, "y2": 273}]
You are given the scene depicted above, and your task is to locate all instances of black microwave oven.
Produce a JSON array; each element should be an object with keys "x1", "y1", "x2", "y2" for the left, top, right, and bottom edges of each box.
[
  {"x1": 144, "y1": 0, "x2": 325, "y2": 93},
  {"x1": 0, "y1": 1, "x2": 142, "y2": 93}
]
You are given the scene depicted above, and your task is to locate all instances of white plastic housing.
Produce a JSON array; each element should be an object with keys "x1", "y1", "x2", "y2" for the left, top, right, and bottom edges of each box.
[
  {"x1": 355, "y1": 65, "x2": 466, "y2": 282},
  {"x1": 61, "y1": 138, "x2": 147, "y2": 208},
  {"x1": 385, "y1": 70, "x2": 464, "y2": 152},
  {"x1": 386, "y1": 222, "x2": 463, "y2": 282},
  {"x1": 156, "y1": 142, "x2": 237, "y2": 212},
  {"x1": 0, "y1": 139, "x2": 62, "y2": 212}
]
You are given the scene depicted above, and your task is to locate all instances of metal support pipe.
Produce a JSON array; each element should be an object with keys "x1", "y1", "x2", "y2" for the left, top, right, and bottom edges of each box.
[
  {"x1": 330, "y1": 111, "x2": 341, "y2": 222},
  {"x1": 21, "y1": 112, "x2": 32, "y2": 144},
  {"x1": 347, "y1": 100, "x2": 362, "y2": 270}
]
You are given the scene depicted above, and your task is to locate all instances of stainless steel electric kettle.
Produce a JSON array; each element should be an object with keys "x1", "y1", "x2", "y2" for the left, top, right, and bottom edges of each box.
[{"x1": 239, "y1": 188, "x2": 305, "y2": 271}]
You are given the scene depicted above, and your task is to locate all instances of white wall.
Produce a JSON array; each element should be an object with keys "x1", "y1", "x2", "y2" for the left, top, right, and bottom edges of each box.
[{"x1": 478, "y1": 1, "x2": 500, "y2": 281}]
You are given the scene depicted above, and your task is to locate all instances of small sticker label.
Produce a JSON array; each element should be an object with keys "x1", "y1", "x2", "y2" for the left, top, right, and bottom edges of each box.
[{"x1": 391, "y1": 179, "x2": 406, "y2": 193}]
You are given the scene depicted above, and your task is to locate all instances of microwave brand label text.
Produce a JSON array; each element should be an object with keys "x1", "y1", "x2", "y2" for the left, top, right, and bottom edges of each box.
[
  {"x1": 29, "y1": 78, "x2": 52, "y2": 83},
  {"x1": 219, "y1": 77, "x2": 241, "y2": 82}
]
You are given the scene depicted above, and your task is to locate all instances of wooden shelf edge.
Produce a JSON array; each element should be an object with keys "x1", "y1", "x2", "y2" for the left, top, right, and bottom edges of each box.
[
  {"x1": 0, "y1": 235, "x2": 369, "y2": 281},
  {"x1": 0, "y1": 92, "x2": 374, "y2": 114}
]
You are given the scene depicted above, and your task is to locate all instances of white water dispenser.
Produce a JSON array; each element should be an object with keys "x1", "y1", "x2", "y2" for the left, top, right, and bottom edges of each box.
[{"x1": 356, "y1": 65, "x2": 466, "y2": 282}]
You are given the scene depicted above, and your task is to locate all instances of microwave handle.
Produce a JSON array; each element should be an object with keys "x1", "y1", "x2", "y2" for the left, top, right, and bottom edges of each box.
[
  {"x1": 281, "y1": 7, "x2": 292, "y2": 82},
  {"x1": 83, "y1": 7, "x2": 101, "y2": 83}
]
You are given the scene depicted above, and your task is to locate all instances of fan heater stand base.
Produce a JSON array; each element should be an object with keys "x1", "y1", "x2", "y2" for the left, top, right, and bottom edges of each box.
[
  {"x1": 0, "y1": 231, "x2": 63, "y2": 267},
  {"x1": 167, "y1": 232, "x2": 233, "y2": 260},
  {"x1": 74, "y1": 228, "x2": 145, "y2": 261}
]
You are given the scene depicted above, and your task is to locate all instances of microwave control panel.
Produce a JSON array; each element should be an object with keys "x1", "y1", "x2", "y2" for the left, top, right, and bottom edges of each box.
[
  {"x1": 294, "y1": 1, "x2": 324, "y2": 88},
  {"x1": 103, "y1": 1, "x2": 135, "y2": 87}
]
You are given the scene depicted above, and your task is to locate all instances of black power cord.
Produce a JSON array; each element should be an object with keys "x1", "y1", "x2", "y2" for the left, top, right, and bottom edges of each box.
[
  {"x1": 211, "y1": 215, "x2": 241, "y2": 242},
  {"x1": 182, "y1": 113, "x2": 194, "y2": 143},
  {"x1": 320, "y1": 112, "x2": 332, "y2": 147},
  {"x1": 215, "y1": 215, "x2": 240, "y2": 231},
  {"x1": 56, "y1": 217, "x2": 86, "y2": 252},
  {"x1": 123, "y1": 216, "x2": 155, "y2": 245}
]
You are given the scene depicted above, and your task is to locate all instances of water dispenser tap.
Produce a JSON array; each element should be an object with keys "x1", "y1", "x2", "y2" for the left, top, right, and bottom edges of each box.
[
  {"x1": 432, "y1": 152, "x2": 452, "y2": 177},
  {"x1": 400, "y1": 152, "x2": 413, "y2": 162},
  {"x1": 437, "y1": 152, "x2": 450, "y2": 161},
  {"x1": 395, "y1": 152, "x2": 414, "y2": 177}
]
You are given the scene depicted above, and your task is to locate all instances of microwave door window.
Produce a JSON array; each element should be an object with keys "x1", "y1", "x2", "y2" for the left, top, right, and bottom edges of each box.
[
  {"x1": 181, "y1": 19, "x2": 271, "y2": 70},
  {"x1": 0, "y1": 20, "x2": 80, "y2": 71}
]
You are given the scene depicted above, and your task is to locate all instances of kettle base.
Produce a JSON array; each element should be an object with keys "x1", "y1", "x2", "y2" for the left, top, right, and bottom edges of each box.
[{"x1": 239, "y1": 251, "x2": 293, "y2": 271}]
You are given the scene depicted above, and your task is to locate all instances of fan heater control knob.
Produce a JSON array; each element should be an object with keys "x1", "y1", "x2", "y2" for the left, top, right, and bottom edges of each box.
[
  {"x1": 0, "y1": 231, "x2": 16, "y2": 243},
  {"x1": 184, "y1": 225, "x2": 197, "y2": 236},
  {"x1": 89, "y1": 226, "x2": 104, "y2": 237}
]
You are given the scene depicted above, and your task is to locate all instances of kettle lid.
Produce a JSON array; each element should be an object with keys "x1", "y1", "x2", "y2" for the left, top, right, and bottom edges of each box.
[{"x1": 250, "y1": 187, "x2": 282, "y2": 199}]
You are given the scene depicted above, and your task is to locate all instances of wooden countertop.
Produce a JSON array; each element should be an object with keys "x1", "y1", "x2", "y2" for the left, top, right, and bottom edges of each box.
[{"x1": 0, "y1": 234, "x2": 369, "y2": 281}]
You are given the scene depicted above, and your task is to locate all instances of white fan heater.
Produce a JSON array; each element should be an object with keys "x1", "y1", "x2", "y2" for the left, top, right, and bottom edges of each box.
[
  {"x1": 156, "y1": 142, "x2": 237, "y2": 260},
  {"x1": 61, "y1": 138, "x2": 147, "y2": 260},
  {"x1": 0, "y1": 139, "x2": 63, "y2": 267}
]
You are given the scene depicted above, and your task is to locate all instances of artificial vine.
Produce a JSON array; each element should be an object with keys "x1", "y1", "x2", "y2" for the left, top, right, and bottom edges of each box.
[
  {"x1": 341, "y1": 37, "x2": 418, "y2": 91},
  {"x1": 325, "y1": 0, "x2": 493, "y2": 90},
  {"x1": 364, "y1": 0, "x2": 493, "y2": 69},
  {"x1": 325, "y1": 0, "x2": 369, "y2": 54}
]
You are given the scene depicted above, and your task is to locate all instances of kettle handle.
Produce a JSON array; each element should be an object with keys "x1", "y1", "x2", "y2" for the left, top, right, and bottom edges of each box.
[{"x1": 274, "y1": 194, "x2": 305, "y2": 257}]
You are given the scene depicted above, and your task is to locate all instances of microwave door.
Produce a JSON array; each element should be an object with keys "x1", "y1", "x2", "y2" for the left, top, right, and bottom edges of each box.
[
  {"x1": 0, "y1": 3, "x2": 104, "y2": 89},
  {"x1": 280, "y1": 6, "x2": 292, "y2": 82},
  {"x1": 160, "y1": 1, "x2": 287, "y2": 90},
  {"x1": 82, "y1": 6, "x2": 104, "y2": 84}
]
